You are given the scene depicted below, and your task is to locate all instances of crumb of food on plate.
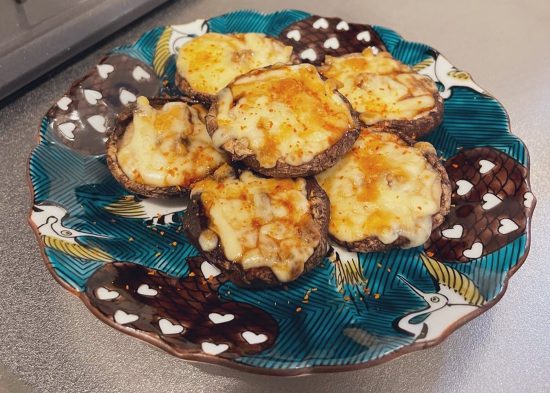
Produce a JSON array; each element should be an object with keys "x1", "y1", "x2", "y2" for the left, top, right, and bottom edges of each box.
[
  {"x1": 316, "y1": 130, "x2": 451, "y2": 252},
  {"x1": 319, "y1": 48, "x2": 443, "y2": 138}
]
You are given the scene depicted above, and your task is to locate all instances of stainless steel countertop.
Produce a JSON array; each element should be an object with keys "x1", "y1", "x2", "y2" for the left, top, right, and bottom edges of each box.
[{"x1": 0, "y1": 0, "x2": 548, "y2": 392}]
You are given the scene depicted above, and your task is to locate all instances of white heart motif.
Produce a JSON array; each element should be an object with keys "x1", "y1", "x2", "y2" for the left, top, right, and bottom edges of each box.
[
  {"x1": 87, "y1": 115, "x2": 107, "y2": 133},
  {"x1": 83, "y1": 89, "x2": 102, "y2": 105},
  {"x1": 481, "y1": 193, "x2": 502, "y2": 210},
  {"x1": 57, "y1": 122, "x2": 76, "y2": 140},
  {"x1": 498, "y1": 218, "x2": 519, "y2": 234},
  {"x1": 323, "y1": 37, "x2": 340, "y2": 49},
  {"x1": 201, "y1": 342, "x2": 229, "y2": 356},
  {"x1": 441, "y1": 224, "x2": 463, "y2": 239},
  {"x1": 208, "y1": 312, "x2": 235, "y2": 324},
  {"x1": 336, "y1": 21, "x2": 349, "y2": 31},
  {"x1": 286, "y1": 29, "x2": 301, "y2": 41},
  {"x1": 57, "y1": 96, "x2": 72, "y2": 110},
  {"x1": 97, "y1": 64, "x2": 114, "y2": 79},
  {"x1": 479, "y1": 159, "x2": 496, "y2": 174},
  {"x1": 200, "y1": 261, "x2": 221, "y2": 279},
  {"x1": 524, "y1": 192, "x2": 534, "y2": 208},
  {"x1": 242, "y1": 331, "x2": 268, "y2": 345},
  {"x1": 456, "y1": 179, "x2": 474, "y2": 196},
  {"x1": 158, "y1": 318, "x2": 184, "y2": 335},
  {"x1": 300, "y1": 48, "x2": 317, "y2": 62},
  {"x1": 119, "y1": 89, "x2": 137, "y2": 106},
  {"x1": 114, "y1": 310, "x2": 138, "y2": 325},
  {"x1": 132, "y1": 65, "x2": 151, "y2": 82},
  {"x1": 356, "y1": 31, "x2": 372, "y2": 42},
  {"x1": 312, "y1": 18, "x2": 329, "y2": 29},
  {"x1": 137, "y1": 284, "x2": 158, "y2": 297},
  {"x1": 96, "y1": 287, "x2": 119, "y2": 301},
  {"x1": 463, "y1": 242, "x2": 483, "y2": 259}
]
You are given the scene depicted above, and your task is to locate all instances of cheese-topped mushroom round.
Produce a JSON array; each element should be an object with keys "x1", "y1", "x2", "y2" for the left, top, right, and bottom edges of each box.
[
  {"x1": 316, "y1": 130, "x2": 451, "y2": 252},
  {"x1": 319, "y1": 48, "x2": 443, "y2": 138},
  {"x1": 183, "y1": 164, "x2": 329, "y2": 287},
  {"x1": 106, "y1": 96, "x2": 227, "y2": 198},
  {"x1": 176, "y1": 33, "x2": 294, "y2": 103},
  {"x1": 207, "y1": 63, "x2": 360, "y2": 177}
]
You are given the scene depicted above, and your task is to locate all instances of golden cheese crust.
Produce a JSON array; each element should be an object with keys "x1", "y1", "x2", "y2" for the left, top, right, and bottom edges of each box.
[
  {"x1": 183, "y1": 165, "x2": 330, "y2": 287},
  {"x1": 206, "y1": 63, "x2": 361, "y2": 177},
  {"x1": 176, "y1": 33, "x2": 295, "y2": 103},
  {"x1": 319, "y1": 48, "x2": 444, "y2": 139},
  {"x1": 106, "y1": 96, "x2": 227, "y2": 198},
  {"x1": 316, "y1": 130, "x2": 451, "y2": 252}
]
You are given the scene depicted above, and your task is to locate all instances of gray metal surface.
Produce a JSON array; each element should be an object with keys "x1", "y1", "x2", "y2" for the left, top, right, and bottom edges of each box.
[
  {"x1": 0, "y1": 0, "x2": 169, "y2": 101},
  {"x1": 0, "y1": 0, "x2": 548, "y2": 392}
]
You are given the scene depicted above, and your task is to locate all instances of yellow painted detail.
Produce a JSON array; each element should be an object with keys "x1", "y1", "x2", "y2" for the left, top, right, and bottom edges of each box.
[
  {"x1": 43, "y1": 236, "x2": 112, "y2": 263},
  {"x1": 153, "y1": 26, "x2": 173, "y2": 76},
  {"x1": 420, "y1": 253, "x2": 485, "y2": 306}
]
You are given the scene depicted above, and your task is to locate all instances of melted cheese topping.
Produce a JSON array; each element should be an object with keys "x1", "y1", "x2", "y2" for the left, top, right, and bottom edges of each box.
[
  {"x1": 212, "y1": 64, "x2": 355, "y2": 168},
  {"x1": 176, "y1": 33, "x2": 293, "y2": 95},
  {"x1": 117, "y1": 97, "x2": 226, "y2": 188},
  {"x1": 192, "y1": 166, "x2": 320, "y2": 282},
  {"x1": 316, "y1": 131, "x2": 442, "y2": 247},
  {"x1": 320, "y1": 48, "x2": 438, "y2": 125}
]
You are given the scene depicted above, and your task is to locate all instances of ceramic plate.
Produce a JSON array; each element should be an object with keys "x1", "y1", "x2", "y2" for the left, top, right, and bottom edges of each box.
[{"x1": 28, "y1": 10, "x2": 535, "y2": 375}]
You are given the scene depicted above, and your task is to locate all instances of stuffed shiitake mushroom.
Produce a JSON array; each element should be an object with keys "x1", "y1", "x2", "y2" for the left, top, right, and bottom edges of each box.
[
  {"x1": 206, "y1": 63, "x2": 361, "y2": 178},
  {"x1": 319, "y1": 48, "x2": 444, "y2": 139},
  {"x1": 183, "y1": 164, "x2": 330, "y2": 287},
  {"x1": 176, "y1": 33, "x2": 295, "y2": 104},
  {"x1": 106, "y1": 96, "x2": 227, "y2": 198},
  {"x1": 316, "y1": 130, "x2": 451, "y2": 252}
]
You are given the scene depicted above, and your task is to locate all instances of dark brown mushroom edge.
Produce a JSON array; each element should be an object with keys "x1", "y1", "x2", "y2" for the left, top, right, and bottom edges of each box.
[
  {"x1": 319, "y1": 48, "x2": 444, "y2": 139},
  {"x1": 106, "y1": 96, "x2": 228, "y2": 198},
  {"x1": 206, "y1": 63, "x2": 361, "y2": 178},
  {"x1": 183, "y1": 164, "x2": 330, "y2": 288},
  {"x1": 315, "y1": 129, "x2": 451, "y2": 252},
  {"x1": 175, "y1": 32, "x2": 296, "y2": 105}
]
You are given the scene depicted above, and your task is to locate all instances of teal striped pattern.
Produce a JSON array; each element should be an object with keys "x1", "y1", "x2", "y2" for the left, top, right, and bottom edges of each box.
[
  {"x1": 450, "y1": 236, "x2": 527, "y2": 300},
  {"x1": 372, "y1": 25, "x2": 526, "y2": 165},
  {"x1": 46, "y1": 249, "x2": 103, "y2": 290},
  {"x1": 28, "y1": 9, "x2": 532, "y2": 371},
  {"x1": 425, "y1": 89, "x2": 526, "y2": 164},
  {"x1": 208, "y1": 9, "x2": 309, "y2": 36},
  {"x1": 29, "y1": 145, "x2": 195, "y2": 291},
  {"x1": 111, "y1": 26, "x2": 165, "y2": 67},
  {"x1": 233, "y1": 236, "x2": 528, "y2": 368}
]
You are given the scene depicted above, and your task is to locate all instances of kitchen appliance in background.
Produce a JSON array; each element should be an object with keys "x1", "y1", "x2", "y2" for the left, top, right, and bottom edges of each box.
[{"x1": 0, "y1": 0, "x2": 170, "y2": 101}]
